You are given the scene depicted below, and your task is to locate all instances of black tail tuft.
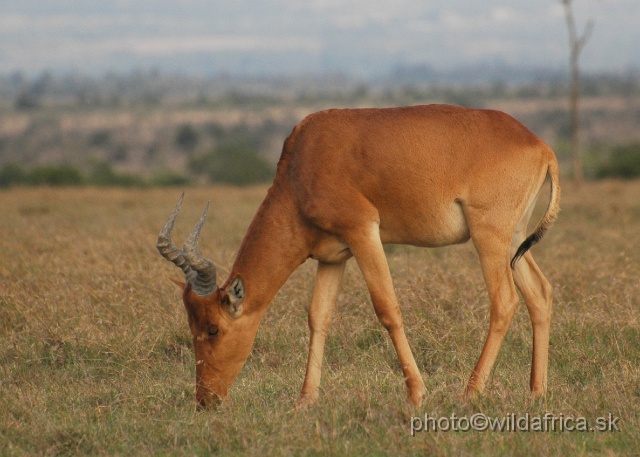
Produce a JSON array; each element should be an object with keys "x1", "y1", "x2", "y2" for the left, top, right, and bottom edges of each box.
[{"x1": 510, "y1": 232, "x2": 542, "y2": 269}]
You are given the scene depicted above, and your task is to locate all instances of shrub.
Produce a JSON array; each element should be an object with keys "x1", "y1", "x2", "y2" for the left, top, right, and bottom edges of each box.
[
  {"x1": 0, "y1": 163, "x2": 28, "y2": 187},
  {"x1": 89, "y1": 162, "x2": 145, "y2": 187},
  {"x1": 594, "y1": 143, "x2": 640, "y2": 180},
  {"x1": 28, "y1": 165, "x2": 84, "y2": 186},
  {"x1": 189, "y1": 141, "x2": 274, "y2": 186},
  {"x1": 150, "y1": 171, "x2": 191, "y2": 187}
]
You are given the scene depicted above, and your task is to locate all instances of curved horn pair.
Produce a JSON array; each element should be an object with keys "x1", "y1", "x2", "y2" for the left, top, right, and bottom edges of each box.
[{"x1": 157, "y1": 193, "x2": 217, "y2": 297}]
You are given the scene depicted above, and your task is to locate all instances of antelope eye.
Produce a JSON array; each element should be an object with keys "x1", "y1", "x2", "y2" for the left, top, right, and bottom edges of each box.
[{"x1": 207, "y1": 325, "x2": 219, "y2": 338}]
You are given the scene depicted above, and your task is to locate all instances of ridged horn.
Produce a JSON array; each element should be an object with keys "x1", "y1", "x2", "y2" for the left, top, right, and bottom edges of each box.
[
  {"x1": 183, "y1": 202, "x2": 217, "y2": 297},
  {"x1": 157, "y1": 194, "x2": 217, "y2": 297},
  {"x1": 157, "y1": 193, "x2": 193, "y2": 276}
]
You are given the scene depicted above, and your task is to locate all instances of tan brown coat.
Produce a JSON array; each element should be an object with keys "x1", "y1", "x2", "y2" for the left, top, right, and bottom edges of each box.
[{"x1": 158, "y1": 104, "x2": 560, "y2": 408}]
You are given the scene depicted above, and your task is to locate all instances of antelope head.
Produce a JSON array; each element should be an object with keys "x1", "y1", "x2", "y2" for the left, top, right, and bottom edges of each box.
[{"x1": 157, "y1": 194, "x2": 252, "y2": 408}]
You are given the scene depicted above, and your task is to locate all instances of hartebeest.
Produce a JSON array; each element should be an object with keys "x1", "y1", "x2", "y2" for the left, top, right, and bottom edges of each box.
[{"x1": 158, "y1": 104, "x2": 560, "y2": 408}]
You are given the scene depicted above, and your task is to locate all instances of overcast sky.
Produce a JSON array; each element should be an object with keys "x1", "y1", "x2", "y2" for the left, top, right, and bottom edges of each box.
[{"x1": 1, "y1": 0, "x2": 638, "y2": 77}]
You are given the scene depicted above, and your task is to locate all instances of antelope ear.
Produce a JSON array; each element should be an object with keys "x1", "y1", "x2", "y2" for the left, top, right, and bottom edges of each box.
[
  {"x1": 170, "y1": 278, "x2": 186, "y2": 289},
  {"x1": 221, "y1": 276, "x2": 245, "y2": 318}
]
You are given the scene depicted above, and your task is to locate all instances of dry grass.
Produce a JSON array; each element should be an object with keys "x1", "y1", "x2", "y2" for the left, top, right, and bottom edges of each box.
[{"x1": 1, "y1": 182, "x2": 639, "y2": 456}]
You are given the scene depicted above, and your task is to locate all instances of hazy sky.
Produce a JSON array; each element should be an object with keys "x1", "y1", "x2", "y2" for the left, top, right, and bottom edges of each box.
[{"x1": 1, "y1": 0, "x2": 638, "y2": 77}]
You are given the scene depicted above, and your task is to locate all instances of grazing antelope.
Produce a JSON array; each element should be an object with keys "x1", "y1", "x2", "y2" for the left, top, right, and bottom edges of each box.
[{"x1": 158, "y1": 104, "x2": 560, "y2": 408}]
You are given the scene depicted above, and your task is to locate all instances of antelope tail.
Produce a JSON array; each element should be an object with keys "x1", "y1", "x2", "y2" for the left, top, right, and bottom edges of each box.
[{"x1": 510, "y1": 159, "x2": 561, "y2": 269}]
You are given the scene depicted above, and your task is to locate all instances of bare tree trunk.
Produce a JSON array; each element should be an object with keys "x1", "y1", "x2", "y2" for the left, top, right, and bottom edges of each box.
[
  {"x1": 562, "y1": 0, "x2": 594, "y2": 186},
  {"x1": 569, "y1": 38, "x2": 583, "y2": 184}
]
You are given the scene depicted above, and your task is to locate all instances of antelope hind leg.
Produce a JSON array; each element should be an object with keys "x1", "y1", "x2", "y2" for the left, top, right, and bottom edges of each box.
[
  {"x1": 513, "y1": 251, "x2": 552, "y2": 398},
  {"x1": 465, "y1": 230, "x2": 520, "y2": 397}
]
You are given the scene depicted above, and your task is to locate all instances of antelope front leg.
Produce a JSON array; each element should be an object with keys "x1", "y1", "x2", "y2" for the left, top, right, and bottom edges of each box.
[
  {"x1": 348, "y1": 224, "x2": 426, "y2": 407},
  {"x1": 295, "y1": 261, "x2": 346, "y2": 409}
]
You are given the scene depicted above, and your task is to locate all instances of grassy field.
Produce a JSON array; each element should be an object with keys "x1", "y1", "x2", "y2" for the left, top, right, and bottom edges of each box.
[{"x1": 1, "y1": 181, "x2": 639, "y2": 456}]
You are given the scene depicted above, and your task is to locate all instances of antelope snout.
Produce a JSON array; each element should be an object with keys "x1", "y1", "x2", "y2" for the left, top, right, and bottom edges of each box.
[{"x1": 196, "y1": 388, "x2": 222, "y2": 410}]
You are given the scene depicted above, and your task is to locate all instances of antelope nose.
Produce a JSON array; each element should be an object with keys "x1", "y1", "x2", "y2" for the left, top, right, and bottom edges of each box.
[
  {"x1": 196, "y1": 390, "x2": 221, "y2": 410},
  {"x1": 196, "y1": 397, "x2": 208, "y2": 411}
]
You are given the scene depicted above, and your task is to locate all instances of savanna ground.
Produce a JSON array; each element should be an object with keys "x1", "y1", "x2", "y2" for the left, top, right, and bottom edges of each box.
[{"x1": 1, "y1": 181, "x2": 639, "y2": 455}]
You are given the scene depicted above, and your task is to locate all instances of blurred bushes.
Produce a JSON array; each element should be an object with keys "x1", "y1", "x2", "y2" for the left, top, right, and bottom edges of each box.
[
  {"x1": 0, "y1": 163, "x2": 84, "y2": 187},
  {"x1": 189, "y1": 140, "x2": 274, "y2": 185},
  {"x1": 89, "y1": 162, "x2": 145, "y2": 187},
  {"x1": 593, "y1": 143, "x2": 640, "y2": 180},
  {"x1": 29, "y1": 165, "x2": 85, "y2": 186},
  {"x1": 149, "y1": 171, "x2": 191, "y2": 187},
  {"x1": 0, "y1": 163, "x2": 28, "y2": 187},
  {"x1": 0, "y1": 150, "x2": 274, "y2": 188},
  {"x1": 0, "y1": 162, "x2": 190, "y2": 188}
]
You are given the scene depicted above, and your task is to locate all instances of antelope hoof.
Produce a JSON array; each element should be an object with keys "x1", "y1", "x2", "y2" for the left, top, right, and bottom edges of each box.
[
  {"x1": 294, "y1": 391, "x2": 319, "y2": 410},
  {"x1": 408, "y1": 393, "x2": 425, "y2": 408},
  {"x1": 529, "y1": 384, "x2": 547, "y2": 401},
  {"x1": 408, "y1": 382, "x2": 427, "y2": 408},
  {"x1": 463, "y1": 382, "x2": 483, "y2": 401}
]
